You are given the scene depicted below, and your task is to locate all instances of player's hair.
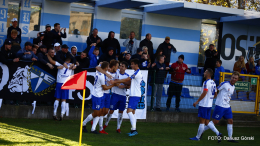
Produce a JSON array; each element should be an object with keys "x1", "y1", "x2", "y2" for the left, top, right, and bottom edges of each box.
[
  {"x1": 101, "y1": 61, "x2": 109, "y2": 69},
  {"x1": 130, "y1": 58, "x2": 139, "y2": 65},
  {"x1": 206, "y1": 68, "x2": 214, "y2": 77},
  {"x1": 232, "y1": 71, "x2": 240, "y2": 77},
  {"x1": 54, "y1": 23, "x2": 60, "y2": 27},
  {"x1": 94, "y1": 47, "x2": 99, "y2": 51},
  {"x1": 120, "y1": 61, "x2": 128, "y2": 68},
  {"x1": 109, "y1": 60, "x2": 119, "y2": 68},
  {"x1": 11, "y1": 29, "x2": 18, "y2": 35},
  {"x1": 65, "y1": 57, "x2": 71, "y2": 62},
  {"x1": 216, "y1": 59, "x2": 222, "y2": 65}
]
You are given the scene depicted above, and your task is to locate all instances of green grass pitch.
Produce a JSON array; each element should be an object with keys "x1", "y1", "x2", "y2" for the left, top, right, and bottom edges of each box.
[{"x1": 0, "y1": 118, "x2": 259, "y2": 146}]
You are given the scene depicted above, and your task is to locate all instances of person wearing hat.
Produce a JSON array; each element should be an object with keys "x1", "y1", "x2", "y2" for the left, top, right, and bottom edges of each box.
[
  {"x1": 71, "y1": 46, "x2": 77, "y2": 57},
  {"x1": 102, "y1": 31, "x2": 121, "y2": 57},
  {"x1": 157, "y1": 36, "x2": 177, "y2": 67},
  {"x1": 0, "y1": 39, "x2": 19, "y2": 64},
  {"x1": 166, "y1": 54, "x2": 190, "y2": 112},
  {"x1": 37, "y1": 45, "x2": 54, "y2": 69},
  {"x1": 123, "y1": 31, "x2": 140, "y2": 55},
  {"x1": 99, "y1": 47, "x2": 116, "y2": 63},
  {"x1": 55, "y1": 44, "x2": 76, "y2": 69},
  {"x1": 118, "y1": 51, "x2": 131, "y2": 69},
  {"x1": 54, "y1": 43, "x2": 60, "y2": 55},
  {"x1": 52, "y1": 23, "x2": 66, "y2": 45},
  {"x1": 40, "y1": 24, "x2": 57, "y2": 49},
  {"x1": 7, "y1": 18, "x2": 21, "y2": 43},
  {"x1": 33, "y1": 32, "x2": 45, "y2": 47},
  {"x1": 16, "y1": 42, "x2": 38, "y2": 61},
  {"x1": 131, "y1": 48, "x2": 143, "y2": 61}
]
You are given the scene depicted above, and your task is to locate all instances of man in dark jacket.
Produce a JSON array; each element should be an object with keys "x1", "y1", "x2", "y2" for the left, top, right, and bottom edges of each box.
[
  {"x1": 131, "y1": 48, "x2": 143, "y2": 61},
  {"x1": 157, "y1": 36, "x2": 177, "y2": 67},
  {"x1": 204, "y1": 44, "x2": 218, "y2": 78},
  {"x1": 33, "y1": 32, "x2": 44, "y2": 47},
  {"x1": 85, "y1": 28, "x2": 102, "y2": 55},
  {"x1": 151, "y1": 55, "x2": 171, "y2": 111},
  {"x1": 37, "y1": 45, "x2": 54, "y2": 69},
  {"x1": 51, "y1": 23, "x2": 67, "y2": 45},
  {"x1": 0, "y1": 39, "x2": 19, "y2": 64},
  {"x1": 56, "y1": 44, "x2": 76, "y2": 69},
  {"x1": 118, "y1": 51, "x2": 131, "y2": 69},
  {"x1": 102, "y1": 31, "x2": 121, "y2": 56},
  {"x1": 99, "y1": 47, "x2": 116, "y2": 63},
  {"x1": 140, "y1": 33, "x2": 154, "y2": 62},
  {"x1": 42, "y1": 24, "x2": 57, "y2": 49},
  {"x1": 7, "y1": 18, "x2": 21, "y2": 43},
  {"x1": 76, "y1": 51, "x2": 90, "y2": 69}
]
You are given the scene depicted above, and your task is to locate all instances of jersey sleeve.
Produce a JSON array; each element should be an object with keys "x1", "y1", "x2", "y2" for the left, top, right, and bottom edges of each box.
[
  {"x1": 203, "y1": 81, "x2": 209, "y2": 91},
  {"x1": 100, "y1": 74, "x2": 106, "y2": 86},
  {"x1": 55, "y1": 61, "x2": 62, "y2": 66},
  {"x1": 130, "y1": 70, "x2": 139, "y2": 79},
  {"x1": 217, "y1": 82, "x2": 226, "y2": 91}
]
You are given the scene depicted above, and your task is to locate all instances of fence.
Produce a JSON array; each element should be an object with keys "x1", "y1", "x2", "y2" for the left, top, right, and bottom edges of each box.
[{"x1": 220, "y1": 72, "x2": 260, "y2": 115}]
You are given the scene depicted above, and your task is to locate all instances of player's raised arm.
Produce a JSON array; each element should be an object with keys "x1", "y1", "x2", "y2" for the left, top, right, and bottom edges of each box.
[{"x1": 96, "y1": 65, "x2": 113, "y2": 79}]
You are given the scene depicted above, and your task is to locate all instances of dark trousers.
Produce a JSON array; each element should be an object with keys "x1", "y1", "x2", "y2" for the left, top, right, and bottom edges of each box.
[{"x1": 166, "y1": 82, "x2": 183, "y2": 108}]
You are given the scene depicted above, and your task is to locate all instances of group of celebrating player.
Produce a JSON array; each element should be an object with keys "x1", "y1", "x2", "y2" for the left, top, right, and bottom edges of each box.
[
  {"x1": 190, "y1": 69, "x2": 240, "y2": 143},
  {"x1": 81, "y1": 59, "x2": 143, "y2": 136}
]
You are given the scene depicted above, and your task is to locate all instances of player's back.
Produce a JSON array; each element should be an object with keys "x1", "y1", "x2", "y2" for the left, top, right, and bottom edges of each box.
[
  {"x1": 92, "y1": 71, "x2": 105, "y2": 98},
  {"x1": 130, "y1": 69, "x2": 143, "y2": 97},
  {"x1": 215, "y1": 81, "x2": 235, "y2": 108},
  {"x1": 199, "y1": 79, "x2": 216, "y2": 107},
  {"x1": 56, "y1": 63, "x2": 73, "y2": 83}
]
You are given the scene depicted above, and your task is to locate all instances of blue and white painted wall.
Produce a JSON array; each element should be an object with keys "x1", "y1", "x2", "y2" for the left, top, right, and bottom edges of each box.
[
  {"x1": 0, "y1": 0, "x2": 8, "y2": 44},
  {"x1": 221, "y1": 23, "x2": 260, "y2": 70}
]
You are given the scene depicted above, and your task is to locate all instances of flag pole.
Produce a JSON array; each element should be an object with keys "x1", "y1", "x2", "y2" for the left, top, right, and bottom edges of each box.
[{"x1": 79, "y1": 89, "x2": 86, "y2": 146}]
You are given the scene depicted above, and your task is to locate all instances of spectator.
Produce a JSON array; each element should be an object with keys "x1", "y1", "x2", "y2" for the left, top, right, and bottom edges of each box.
[
  {"x1": 131, "y1": 48, "x2": 143, "y2": 61},
  {"x1": 204, "y1": 44, "x2": 218, "y2": 78},
  {"x1": 123, "y1": 31, "x2": 139, "y2": 55},
  {"x1": 9, "y1": 29, "x2": 21, "y2": 53},
  {"x1": 7, "y1": 18, "x2": 21, "y2": 43},
  {"x1": 140, "y1": 33, "x2": 154, "y2": 62},
  {"x1": 33, "y1": 32, "x2": 44, "y2": 47},
  {"x1": 214, "y1": 60, "x2": 225, "y2": 86},
  {"x1": 88, "y1": 45, "x2": 100, "y2": 68},
  {"x1": 140, "y1": 53, "x2": 151, "y2": 70},
  {"x1": 37, "y1": 45, "x2": 54, "y2": 69},
  {"x1": 118, "y1": 51, "x2": 131, "y2": 69},
  {"x1": 233, "y1": 55, "x2": 247, "y2": 74},
  {"x1": 76, "y1": 51, "x2": 90, "y2": 69},
  {"x1": 0, "y1": 39, "x2": 19, "y2": 64},
  {"x1": 52, "y1": 23, "x2": 66, "y2": 45},
  {"x1": 166, "y1": 54, "x2": 190, "y2": 112},
  {"x1": 151, "y1": 55, "x2": 171, "y2": 111},
  {"x1": 246, "y1": 56, "x2": 255, "y2": 74},
  {"x1": 16, "y1": 42, "x2": 38, "y2": 61},
  {"x1": 42, "y1": 24, "x2": 56, "y2": 49},
  {"x1": 54, "y1": 43, "x2": 60, "y2": 55},
  {"x1": 71, "y1": 46, "x2": 77, "y2": 57},
  {"x1": 157, "y1": 36, "x2": 177, "y2": 67},
  {"x1": 32, "y1": 46, "x2": 37, "y2": 55},
  {"x1": 102, "y1": 31, "x2": 121, "y2": 56},
  {"x1": 142, "y1": 46, "x2": 151, "y2": 62},
  {"x1": 154, "y1": 48, "x2": 163, "y2": 62},
  {"x1": 255, "y1": 60, "x2": 260, "y2": 75},
  {"x1": 85, "y1": 28, "x2": 102, "y2": 55},
  {"x1": 55, "y1": 44, "x2": 76, "y2": 69},
  {"x1": 99, "y1": 47, "x2": 116, "y2": 63}
]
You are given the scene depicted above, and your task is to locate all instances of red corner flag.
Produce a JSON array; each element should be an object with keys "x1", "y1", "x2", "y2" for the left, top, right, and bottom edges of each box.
[{"x1": 61, "y1": 70, "x2": 87, "y2": 90}]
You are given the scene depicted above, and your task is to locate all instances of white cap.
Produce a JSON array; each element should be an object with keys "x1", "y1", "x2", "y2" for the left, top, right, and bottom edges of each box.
[
  {"x1": 11, "y1": 18, "x2": 18, "y2": 22},
  {"x1": 54, "y1": 43, "x2": 60, "y2": 47},
  {"x1": 71, "y1": 46, "x2": 77, "y2": 50}
]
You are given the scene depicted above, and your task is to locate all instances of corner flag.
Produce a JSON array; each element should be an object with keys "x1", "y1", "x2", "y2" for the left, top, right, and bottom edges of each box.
[{"x1": 61, "y1": 70, "x2": 87, "y2": 146}]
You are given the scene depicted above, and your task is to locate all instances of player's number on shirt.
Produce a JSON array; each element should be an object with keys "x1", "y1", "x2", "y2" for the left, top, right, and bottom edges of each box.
[{"x1": 211, "y1": 86, "x2": 216, "y2": 96}]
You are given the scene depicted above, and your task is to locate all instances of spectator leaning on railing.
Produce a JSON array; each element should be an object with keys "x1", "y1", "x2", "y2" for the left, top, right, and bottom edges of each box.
[
  {"x1": 233, "y1": 55, "x2": 247, "y2": 74},
  {"x1": 151, "y1": 55, "x2": 172, "y2": 111},
  {"x1": 246, "y1": 56, "x2": 255, "y2": 74},
  {"x1": 166, "y1": 54, "x2": 190, "y2": 112},
  {"x1": 16, "y1": 42, "x2": 38, "y2": 61},
  {"x1": 214, "y1": 60, "x2": 225, "y2": 86},
  {"x1": 75, "y1": 51, "x2": 89, "y2": 69},
  {"x1": 0, "y1": 39, "x2": 19, "y2": 64},
  {"x1": 55, "y1": 44, "x2": 76, "y2": 69},
  {"x1": 37, "y1": 45, "x2": 54, "y2": 69}
]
